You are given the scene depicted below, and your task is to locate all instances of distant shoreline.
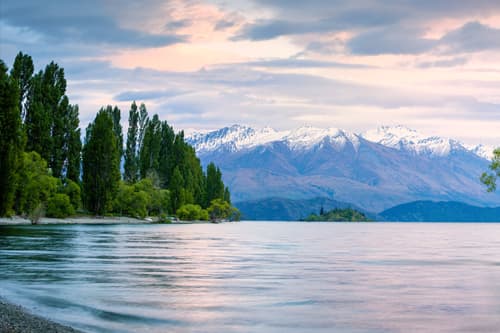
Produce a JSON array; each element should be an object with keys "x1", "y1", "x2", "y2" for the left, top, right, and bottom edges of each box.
[{"x1": 0, "y1": 297, "x2": 82, "y2": 333}]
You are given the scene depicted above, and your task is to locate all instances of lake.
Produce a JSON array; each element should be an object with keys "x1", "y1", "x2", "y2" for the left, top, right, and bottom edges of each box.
[{"x1": 1, "y1": 222, "x2": 500, "y2": 333}]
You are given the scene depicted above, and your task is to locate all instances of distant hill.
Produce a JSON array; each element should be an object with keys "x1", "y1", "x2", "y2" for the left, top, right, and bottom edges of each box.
[
  {"x1": 234, "y1": 197, "x2": 374, "y2": 221},
  {"x1": 380, "y1": 201, "x2": 500, "y2": 222}
]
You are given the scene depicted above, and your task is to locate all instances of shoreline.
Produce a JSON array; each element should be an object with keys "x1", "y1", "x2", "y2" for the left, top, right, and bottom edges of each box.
[
  {"x1": 0, "y1": 216, "x2": 224, "y2": 226},
  {"x1": 0, "y1": 297, "x2": 82, "y2": 333}
]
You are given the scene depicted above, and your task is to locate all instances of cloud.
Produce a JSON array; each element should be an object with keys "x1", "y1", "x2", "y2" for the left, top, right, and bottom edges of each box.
[
  {"x1": 1, "y1": 0, "x2": 185, "y2": 49},
  {"x1": 416, "y1": 57, "x2": 468, "y2": 68},
  {"x1": 232, "y1": 58, "x2": 373, "y2": 69},
  {"x1": 347, "y1": 28, "x2": 437, "y2": 55},
  {"x1": 113, "y1": 89, "x2": 189, "y2": 102},
  {"x1": 214, "y1": 19, "x2": 237, "y2": 31},
  {"x1": 440, "y1": 21, "x2": 500, "y2": 53}
]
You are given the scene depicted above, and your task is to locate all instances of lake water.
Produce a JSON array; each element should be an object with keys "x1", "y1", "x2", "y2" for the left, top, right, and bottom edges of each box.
[{"x1": 1, "y1": 222, "x2": 500, "y2": 333}]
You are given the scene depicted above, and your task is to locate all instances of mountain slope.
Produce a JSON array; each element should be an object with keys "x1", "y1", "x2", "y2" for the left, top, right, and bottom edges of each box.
[
  {"x1": 380, "y1": 201, "x2": 500, "y2": 222},
  {"x1": 188, "y1": 125, "x2": 500, "y2": 213}
]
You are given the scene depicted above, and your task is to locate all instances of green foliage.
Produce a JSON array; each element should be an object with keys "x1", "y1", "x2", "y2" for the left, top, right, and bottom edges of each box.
[
  {"x1": 481, "y1": 148, "x2": 500, "y2": 192},
  {"x1": 10, "y1": 51, "x2": 34, "y2": 119},
  {"x1": 46, "y1": 193, "x2": 75, "y2": 218},
  {"x1": 1, "y1": 52, "x2": 235, "y2": 220},
  {"x1": 112, "y1": 179, "x2": 169, "y2": 218},
  {"x1": 82, "y1": 109, "x2": 121, "y2": 215},
  {"x1": 16, "y1": 152, "x2": 59, "y2": 216},
  {"x1": 139, "y1": 114, "x2": 162, "y2": 179},
  {"x1": 304, "y1": 208, "x2": 370, "y2": 222},
  {"x1": 65, "y1": 104, "x2": 82, "y2": 182},
  {"x1": 177, "y1": 204, "x2": 208, "y2": 221},
  {"x1": 23, "y1": 60, "x2": 81, "y2": 181},
  {"x1": 102, "y1": 105, "x2": 123, "y2": 161},
  {"x1": 0, "y1": 60, "x2": 24, "y2": 216},
  {"x1": 124, "y1": 101, "x2": 139, "y2": 183},
  {"x1": 63, "y1": 179, "x2": 81, "y2": 211},
  {"x1": 205, "y1": 163, "x2": 224, "y2": 207},
  {"x1": 207, "y1": 198, "x2": 232, "y2": 221},
  {"x1": 169, "y1": 167, "x2": 184, "y2": 212}
]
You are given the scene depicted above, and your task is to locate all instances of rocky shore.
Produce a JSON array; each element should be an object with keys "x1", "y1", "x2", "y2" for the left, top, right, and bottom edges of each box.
[{"x1": 0, "y1": 298, "x2": 82, "y2": 333}]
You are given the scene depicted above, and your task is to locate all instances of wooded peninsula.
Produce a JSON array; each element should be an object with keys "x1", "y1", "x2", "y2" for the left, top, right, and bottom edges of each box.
[{"x1": 0, "y1": 52, "x2": 239, "y2": 223}]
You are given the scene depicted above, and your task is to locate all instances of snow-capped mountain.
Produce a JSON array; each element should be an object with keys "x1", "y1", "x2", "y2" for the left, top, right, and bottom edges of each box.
[
  {"x1": 187, "y1": 124, "x2": 500, "y2": 216},
  {"x1": 188, "y1": 124, "x2": 493, "y2": 159}
]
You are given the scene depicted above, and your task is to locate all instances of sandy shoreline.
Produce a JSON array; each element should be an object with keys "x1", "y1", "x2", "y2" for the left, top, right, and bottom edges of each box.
[{"x1": 0, "y1": 297, "x2": 82, "y2": 333}]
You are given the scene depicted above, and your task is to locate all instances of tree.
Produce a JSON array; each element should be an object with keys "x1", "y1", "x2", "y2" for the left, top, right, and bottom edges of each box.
[
  {"x1": 205, "y1": 162, "x2": 224, "y2": 206},
  {"x1": 82, "y1": 110, "x2": 121, "y2": 215},
  {"x1": 16, "y1": 152, "x2": 59, "y2": 217},
  {"x1": 124, "y1": 101, "x2": 139, "y2": 183},
  {"x1": 207, "y1": 198, "x2": 232, "y2": 221},
  {"x1": 65, "y1": 104, "x2": 81, "y2": 182},
  {"x1": 10, "y1": 51, "x2": 34, "y2": 120},
  {"x1": 481, "y1": 148, "x2": 500, "y2": 192},
  {"x1": 177, "y1": 204, "x2": 208, "y2": 221},
  {"x1": 0, "y1": 60, "x2": 24, "y2": 216},
  {"x1": 139, "y1": 114, "x2": 162, "y2": 179},
  {"x1": 24, "y1": 61, "x2": 71, "y2": 179},
  {"x1": 25, "y1": 71, "x2": 51, "y2": 159},
  {"x1": 224, "y1": 186, "x2": 231, "y2": 204},
  {"x1": 169, "y1": 166, "x2": 184, "y2": 213}
]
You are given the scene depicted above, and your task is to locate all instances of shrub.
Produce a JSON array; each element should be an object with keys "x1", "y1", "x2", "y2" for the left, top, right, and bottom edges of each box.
[
  {"x1": 177, "y1": 204, "x2": 208, "y2": 221},
  {"x1": 46, "y1": 193, "x2": 75, "y2": 218}
]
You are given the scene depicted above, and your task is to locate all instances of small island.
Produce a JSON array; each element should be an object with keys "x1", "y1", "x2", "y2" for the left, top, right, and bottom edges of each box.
[{"x1": 303, "y1": 208, "x2": 371, "y2": 222}]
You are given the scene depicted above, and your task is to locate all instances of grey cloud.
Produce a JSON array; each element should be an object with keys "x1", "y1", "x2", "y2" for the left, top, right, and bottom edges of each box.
[
  {"x1": 440, "y1": 21, "x2": 500, "y2": 53},
  {"x1": 416, "y1": 57, "x2": 468, "y2": 68},
  {"x1": 234, "y1": 8, "x2": 399, "y2": 41},
  {"x1": 237, "y1": 58, "x2": 374, "y2": 69},
  {"x1": 2, "y1": 1, "x2": 185, "y2": 49},
  {"x1": 113, "y1": 89, "x2": 189, "y2": 102},
  {"x1": 214, "y1": 19, "x2": 236, "y2": 31},
  {"x1": 347, "y1": 28, "x2": 437, "y2": 55}
]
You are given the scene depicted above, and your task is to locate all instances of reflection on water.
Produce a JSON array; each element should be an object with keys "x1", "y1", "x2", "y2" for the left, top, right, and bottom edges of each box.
[{"x1": 1, "y1": 223, "x2": 500, "y2": 333}]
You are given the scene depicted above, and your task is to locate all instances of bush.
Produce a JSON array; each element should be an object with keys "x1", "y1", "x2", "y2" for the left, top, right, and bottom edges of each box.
[
  {"x1": 177, "y1": 204, "x2": 208, "y2": 221},
  {"x1": 63, "y1": 179, "x2": 81, "y2": 211},
  {"x1": 46, "y1": 193, "x2": 75, "y2": 218}
]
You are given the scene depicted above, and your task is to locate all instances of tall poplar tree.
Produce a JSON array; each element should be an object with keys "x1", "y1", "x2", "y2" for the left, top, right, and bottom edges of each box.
[
  {"x1": 10, "y1": 51, "x2": 34, "y2": 120},
  {"x1": 124, "y1": 101, "x2": 139, "y2": 183},
  {"x1": 205, "y1": 162, "x2": 225, "y2": 206},
  {"x1": 65, "y1": 104, "x2": 81, "y2": 182},
  {"x1": 0, "y1": 61, "x2": 24, "y2": 216},
  {"x1": 82, "y1": 110, "x2": 121, "y2": 215}
]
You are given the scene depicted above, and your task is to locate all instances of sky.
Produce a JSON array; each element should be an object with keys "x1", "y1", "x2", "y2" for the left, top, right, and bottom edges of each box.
[{"x1": 1, "y1": 0, "x2": 500, "y2": 145}]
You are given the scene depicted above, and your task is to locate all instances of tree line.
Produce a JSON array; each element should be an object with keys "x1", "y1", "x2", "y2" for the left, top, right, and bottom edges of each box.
[{"x1": 0, "y1": 52, "x2": 238, "y2": 222}]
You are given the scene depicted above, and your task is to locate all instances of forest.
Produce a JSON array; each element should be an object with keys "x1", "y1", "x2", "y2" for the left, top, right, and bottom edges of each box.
[{"x1": 0, "y1": 52, "x2": 238, "y2": 223}]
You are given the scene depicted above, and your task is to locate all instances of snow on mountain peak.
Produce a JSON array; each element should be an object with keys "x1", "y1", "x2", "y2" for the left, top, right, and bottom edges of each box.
[
  {"x1": 362, "y1": 125, "x2": 456, "y2": 157},
  {"x1": 188, "y1": 125, "x2": 361, "y2": 153},
  {"x1": 188, "y1": 124, "x2": 494, "y2": 159}
]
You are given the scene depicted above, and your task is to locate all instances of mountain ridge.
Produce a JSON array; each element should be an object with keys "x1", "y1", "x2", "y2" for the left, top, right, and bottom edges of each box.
[
  {"x1": 187, "y1": 124, "x2": 500, "y2": 215},
  {"x1": 188, "y1": 124, "x2": 495, "y2": 159}
]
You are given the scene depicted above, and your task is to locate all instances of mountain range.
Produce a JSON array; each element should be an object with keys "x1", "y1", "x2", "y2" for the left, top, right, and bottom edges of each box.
[{"x1": 187, "y1": 125, "x2": 500, "y2": 219}]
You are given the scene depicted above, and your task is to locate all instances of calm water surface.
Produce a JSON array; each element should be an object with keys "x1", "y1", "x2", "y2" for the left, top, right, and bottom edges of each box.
[{"x1": 1, "y1": 222, "x2": 500, "y2": 333}]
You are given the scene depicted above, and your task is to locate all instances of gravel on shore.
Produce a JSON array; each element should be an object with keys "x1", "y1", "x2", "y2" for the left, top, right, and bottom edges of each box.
[{"x1": 0, "y1": 298, "x2": 83, "y2": 333}]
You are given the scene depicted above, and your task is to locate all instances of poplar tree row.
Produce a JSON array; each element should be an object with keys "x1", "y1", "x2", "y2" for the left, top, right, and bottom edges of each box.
[{"x1": 0, "y1": 52, "x2": 237, "y2": 221}]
